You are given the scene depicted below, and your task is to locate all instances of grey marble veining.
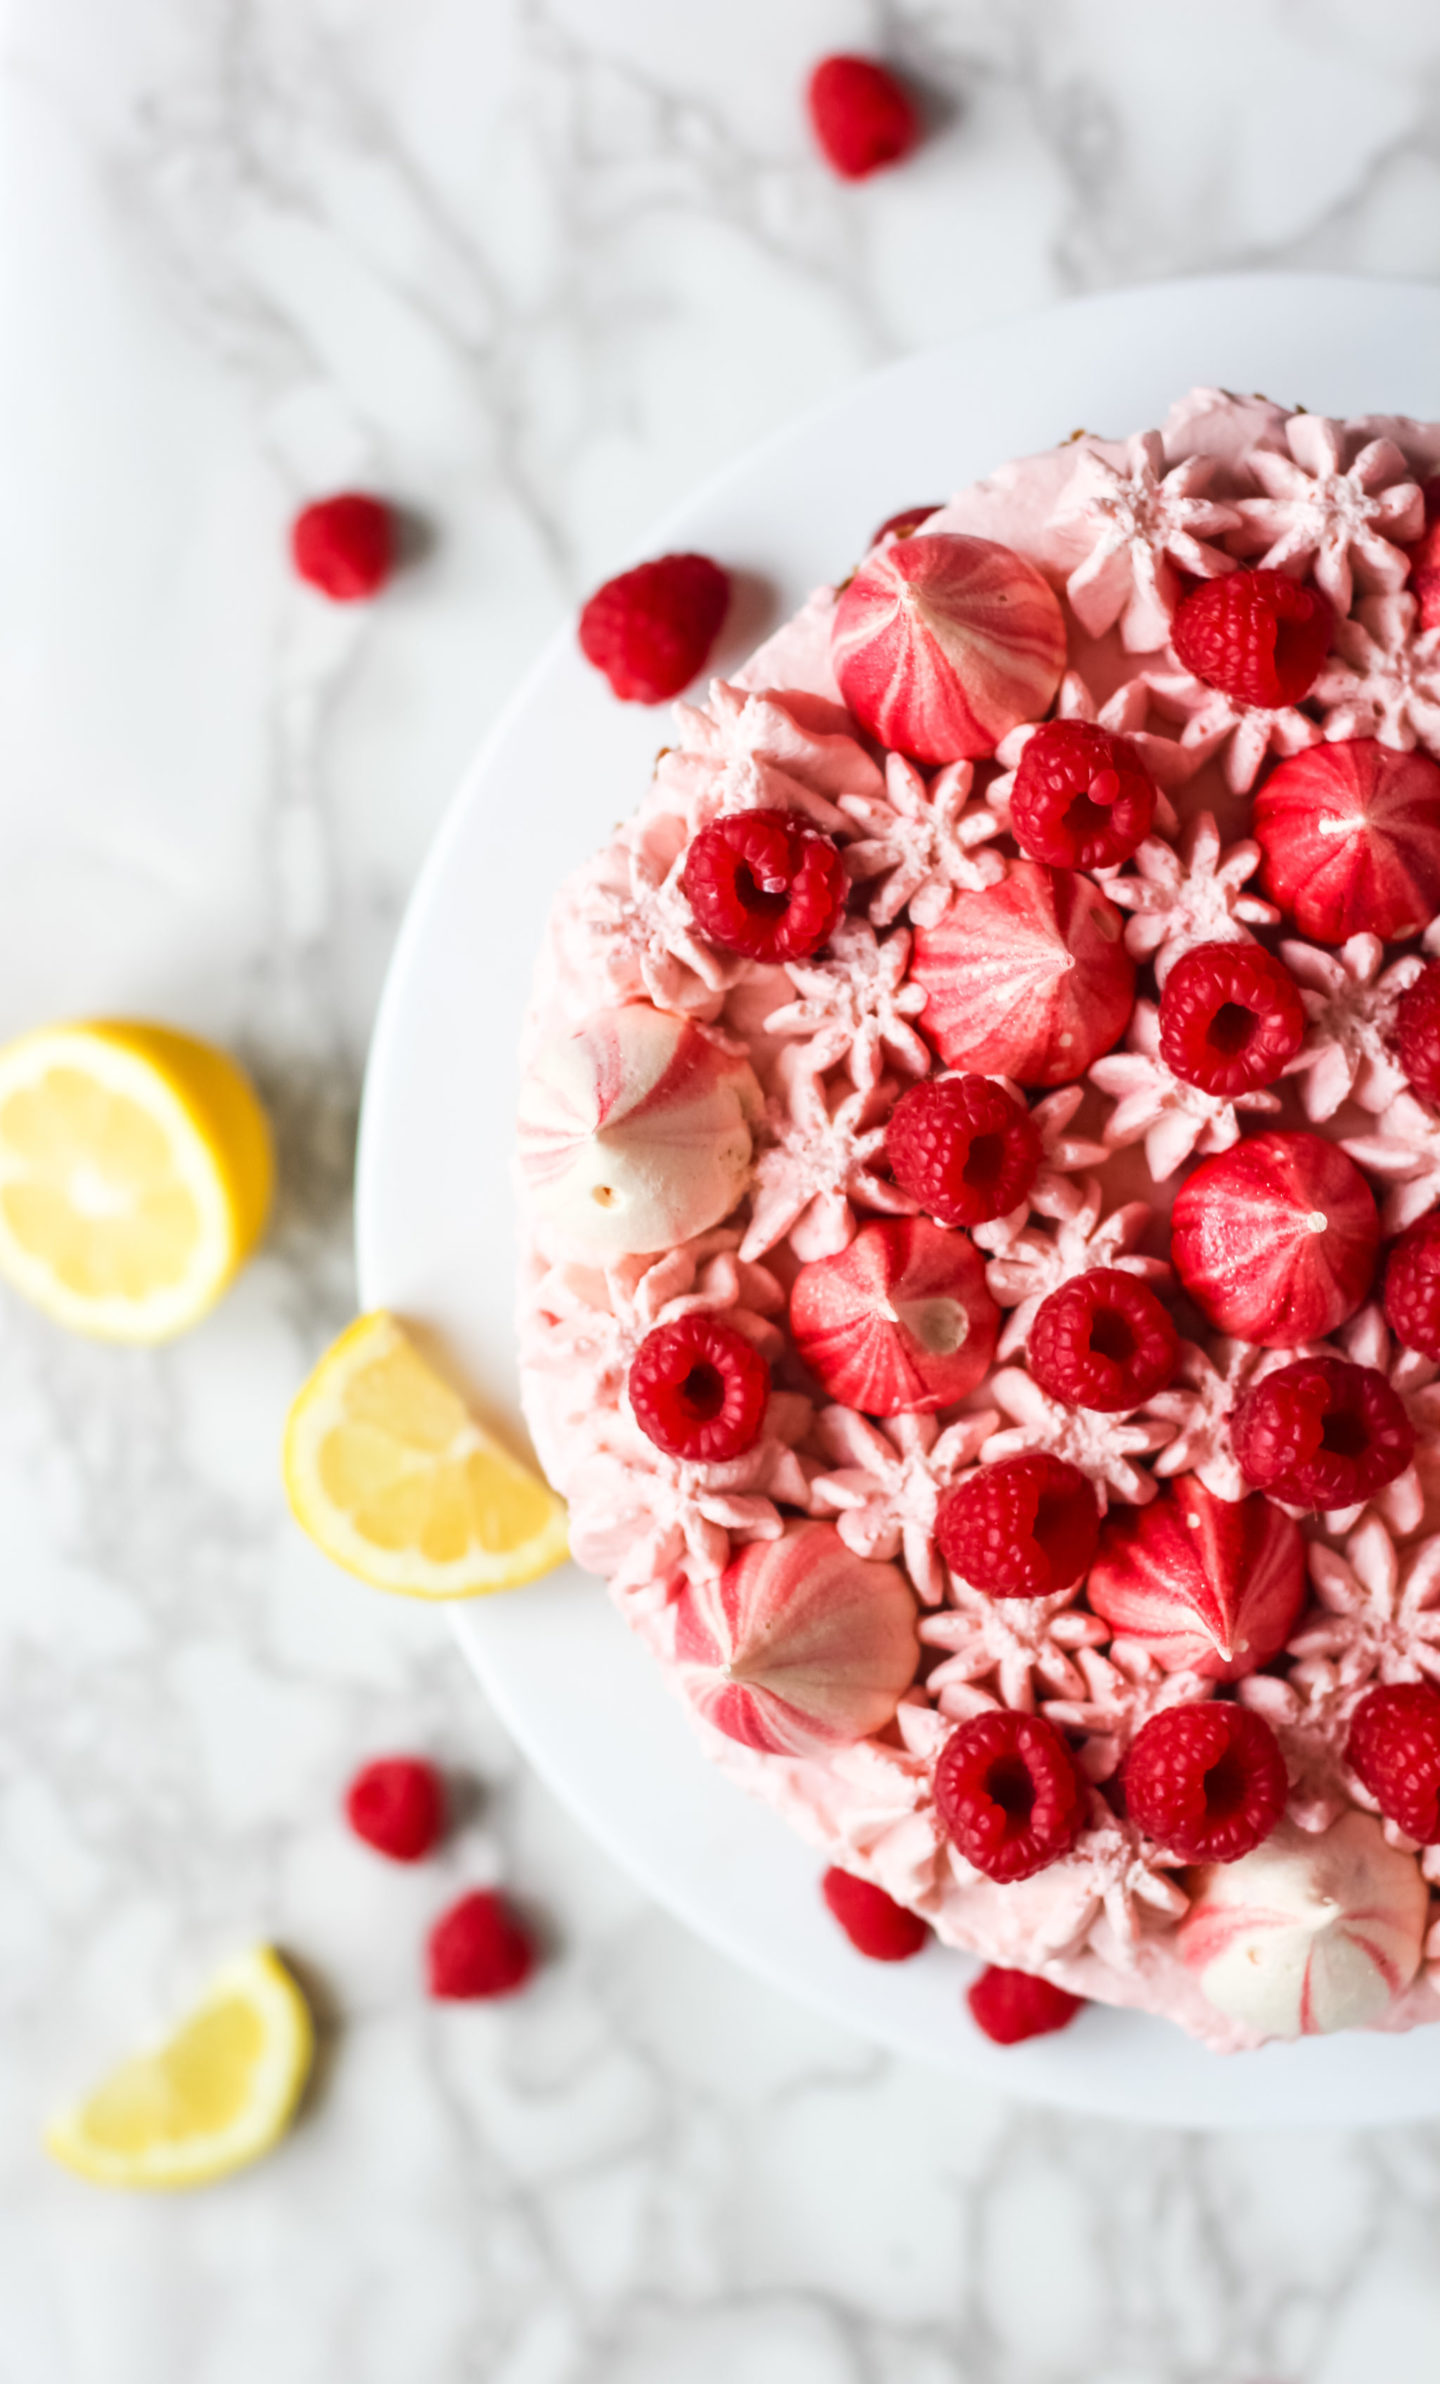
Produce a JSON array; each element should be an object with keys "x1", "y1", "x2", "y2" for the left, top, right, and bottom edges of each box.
[{"x1": 8, "y1": 3, "x2": 1440, "y2": 2377}]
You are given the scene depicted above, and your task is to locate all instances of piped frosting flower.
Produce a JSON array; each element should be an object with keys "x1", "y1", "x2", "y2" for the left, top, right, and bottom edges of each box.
[
  {"x1": 740, "y1": 1065, "x2": 916, "y2": 1262},
  {"x1": 809, "y1": 1406, "x2": 999, "y2": 1605},
  {"x1": 1342, "y1": 1092, "x2": 1440, "y2": 1232},
  {"x1": 1231, "y1": 418, "x2": 1423, "y2": 616},
  {"x1": 560, "y1": 823, "x2": 733, "y2": 1017},
  {"x1": 980, "y1": 1368, "x2": 1175, "y2": 1508},
  {"x1": 983, "y1": 1175, "x2": 1169, "y2": 1358},
  {"x1": 919, "y1": 1579, "x2": 1108, "y2": 1718},
  {"x1": 1312, "y1": 591, "x2": 1440, "y2": 758},
  {"x1": 763, "y1": 918, "x2": 930, "y2": 1091},
  {"x1": 1285, "y1": 1516, "x2": 1440, "y2": 1710},
  {"x1": 653, "y1": 678, "x2": 881, "y2": 836},
  {"x1": 1143, "y1": 658, "x2": 1321, "y2": 795},
  {"x1": 566, "y1": 1404, "x2": 814, "y2": 1608},
  {"x1": 1048, "y1": 430, "x2": 1242, "y2": 651},
  {"x1": 1106, "y1": 812, "x2": 1279, "y2": 987},
  {"x1": 1090, "y1": 997, "x2": 1283, "y2": 1180},
  {"x1": 839, "y1": 752, "x2": 1005, "y2": 927},
  {"x1": 969, "y1": 1086, "x2": 1109, "y2": 1258},
  {"x1": 985, "y1": 669, "x2": 1191, "y2": 840},
  {"x1": 1280, "y1": 934, "x2": 1423, "y2": 1122}
]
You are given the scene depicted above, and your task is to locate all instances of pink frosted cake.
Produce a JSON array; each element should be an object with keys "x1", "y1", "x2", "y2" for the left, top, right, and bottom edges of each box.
[{"x1": 516, "y1": 388, "x2": 1440, "y2": 2051}]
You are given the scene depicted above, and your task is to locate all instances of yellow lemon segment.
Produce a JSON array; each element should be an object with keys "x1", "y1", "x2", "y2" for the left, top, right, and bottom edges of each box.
[
  {"x1": 0, "y1": 1021, "x2": 273, "y2": 1341},
  {"x1": 45, "y1": 1947, "x2": 312, "y2": 2191},
  {"x1": 283, "y1": 1310, "x2": 569, "y2": 1597}
]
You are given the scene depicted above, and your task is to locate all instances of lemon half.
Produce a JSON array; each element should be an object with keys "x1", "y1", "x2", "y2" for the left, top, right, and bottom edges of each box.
[
  {"x1": 45, "y1": 1946, "x2": 313, "y2": 2191},
  {"x1": 0, "y1": 1021, "x2": 273, "y2": 1342},
  {"x1": 283, "y1": 1310, "x2": 569, "y2": 1598}
]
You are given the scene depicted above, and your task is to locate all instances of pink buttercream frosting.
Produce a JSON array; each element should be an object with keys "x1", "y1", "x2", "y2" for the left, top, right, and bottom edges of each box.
[{"x1": 516, "y1": 388, "x2": 1440, "y2": 2050}]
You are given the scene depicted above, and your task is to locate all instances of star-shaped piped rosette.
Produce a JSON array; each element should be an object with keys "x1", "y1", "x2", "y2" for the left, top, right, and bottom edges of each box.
[
  {"x1": 1282, "y1": 1517, "x2": 1440, "y2": 1711},
  {"x1": 983, "y1": 1175, "x2": 1169, "y2": 1358},
  {"x1": 1231, "y1": 417, "x2": 1423, "y2": 616},
  {"x1": 919, "y1": 1579, "x2": 1108, "y2": 1719},
  {"x1": 980, "y1": 1371, "x2": 1175, "y2": 1509},
  {"x1": 970, "y1": 1086, "x2": 1109, "y2": 1258},
  {"x1": 1280, "y1": 934, "x2": 1423, "y2": 1122},
  {"x1": 1043, "y1": 1642, "x2": 1215, "y2": 1784},
  {"x1": 560, "y1": 824, "x2": 733, "y2": 1018},
  {"x1": 522, "y1": 1229, "x2": 786, "y2": 1423},
  {"x1": 1048, "y1": 429, "x2": 1242, "y2": 651},
  {"x1": 1143, "y1": 659, "x2": 1321, "y2": 795},
  {"x1": 763, "y1": 917, "x2": 930, "y2": 1091},
  {"x1": 1313, "y1": 591, "x2": 1440, "y2": 758},
  {"x1": 1342, "y1": 1093, "x2": 1440, "y2": 1232},
  {"x1": 1144, "y1": 1335, "x2": 1310, "y2": 1502},
  {"x1": 1043, "y1": 1802, "x2": 1191, "y2": 1966},
  {"x1": 740, "y1": 1064, "x2": 916, "y2": 1262},
  {"x1": 565, "y1": 1406, "x2": 814, "y2": 1610},
  {"x1": 653, "y1": 677, "x2": 880, "y2": 836},
  {"x1": 1090, "y1": 997, "x2": 1283, "y2": 1180},
  {"x1": 839, "y1": 751, "x2": 1005, "y2": 928},
  {"x1": 985, "y1": 669, "x2": 1191, "y2": 842},
  {"x1": 809, "y1": 1405, "x2": 998, "y2": 1606},
  {"x1": 1106, "y1": 811, "x2": 1280, "y2": 987}
]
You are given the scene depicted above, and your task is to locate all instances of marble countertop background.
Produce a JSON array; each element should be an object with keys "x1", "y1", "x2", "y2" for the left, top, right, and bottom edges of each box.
[{"x1": 6, "y1": 3, "x2": 1440, "y2": 2378}]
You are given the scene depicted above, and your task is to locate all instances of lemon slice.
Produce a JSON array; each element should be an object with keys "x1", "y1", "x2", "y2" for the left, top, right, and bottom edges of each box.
[
  {"x1": 0, "y1": 1021, "x2": 273, "y2": 1342},
  {"x1": 283, "y1": 1310, "x2": 569, "y2": 1598},
  {"x1": 45, "y1": 1947, "x2": 312, "y2": 2190}
]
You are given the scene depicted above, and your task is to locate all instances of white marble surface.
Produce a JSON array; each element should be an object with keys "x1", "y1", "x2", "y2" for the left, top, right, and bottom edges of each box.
[{"x1": 7, "y1": 3, "x2": 1440, "y2": 2377}]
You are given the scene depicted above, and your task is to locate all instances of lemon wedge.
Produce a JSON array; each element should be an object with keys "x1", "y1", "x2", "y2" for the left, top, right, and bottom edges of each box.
[
  {"x1": 45, "y1": 1947, "x2": 312, "y2": 2190},
  {"x1": 0, "y1": 1020, "x2": 273, "y2": 1342},
  {"x1": 283, "y1": 1310, "x2": 569, "y2": 1598}
]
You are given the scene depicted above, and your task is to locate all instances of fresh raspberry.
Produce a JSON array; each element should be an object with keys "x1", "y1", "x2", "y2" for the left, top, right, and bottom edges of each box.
[
  {"x1": 291, "y1": 492, "x2": 394, "y2": 601},
  {"x1": 871, "y1": 503, "x2": 941, "y2": 546},
  {"x1": 578, "y1": 552, "x2": 731, "y2": 703},
  {"x1": 344, "y1": 1756, "x2": 445, "y2": 1862},
  {"x1": 1122, "y1": 1701, "x2": 1286, "y2": 1863},
  {"x1": 682, "y1": 809, "x2": 846, "y2": 962},
  {"x1": 1009, "y1": 720, "x2": 1158, "y2": 873},
  {"x1": 806, "y1": 55, "x2": 920, "y2": 181},
  {"x1": 1170, "y1": 566, "x2": 1332, "y2": 708},
  {"x1": 427, "y1": 1889, "x2": 536, "y2": 2001},
  {"x1": 1027, "y1": 1268, "x2": 1179, "y2": 1413},
  {"x1": 628, "y1": 1313, "x2": 770, "y2": 1463},
  {"x1": 884, "y1": 1074, "x2": 1042, "y2": 1229},
  {"x1": 821, "y1": 1866, "x2": 929, "y2": 1960},
  {"x1": 934, "y1": 1709, "x2": 1086, "y2": 1883},
  {"x1": 1347, "y1": 1682, "x2": 1440, "y2": 1842},
  {"x1": 1394, "y1": 961, "x2": 1440, "y2": 1103},
  {"x1": 966, "y1": 1965, "x2": 1084, "y2": 2045},
  {"x1": 1383, "y1": 1214, "x2": 1440, "y2": 1361},
  {"x1": 935, "y1": 1454, "x2": 1100, "y2": 1599},
  {"x1": 1406, "y1": 477, "x2": 1440, "y2": 633},
  {"x1": 1157, "y1": 940, "x2": 1306, "y2": 1096},
  {"x1": 1230, "y1": 1355, "x2": 1415, "y2": 1512}
]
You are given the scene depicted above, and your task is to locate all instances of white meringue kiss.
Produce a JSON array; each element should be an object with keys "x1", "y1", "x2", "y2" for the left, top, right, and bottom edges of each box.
[
  {"x1": 517, "y1": 1002, "x2": 761, "y2": 1261},
  {"x1": 1178, "y1": 1812, "x2": 1427, "y2": 2039}
]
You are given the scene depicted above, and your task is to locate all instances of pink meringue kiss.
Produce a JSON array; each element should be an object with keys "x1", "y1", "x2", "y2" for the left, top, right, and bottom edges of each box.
[
  {"x1": 1170, "y1": 1129, "x2": 1380, "y2": 1346},
  {"x1": 1254, "y1": 738, "x2": 1440, "y2": 944},
  {"x1": 1085, "y1": 1476, "x2": 1305, "y2": 1682},
  {"x1": 831, "y1": 533, "x2": 1067, "y2": 764},
  {"x1": 1178, "y1": 1813, "x2": 1427, "y2": 2040},
  {"x1": 516, "y1": 1001, "x2": 761, "y2": 1261},
  {"x1": 909, "y1": 861, "x2": 1135, "y2": 1086},
  {"x1": 671, "y1": 1519, "x2": 919, "y2": 1757},
  {"x1": 789, "y1": 1217, "x2": 999, "y2": 1415}
]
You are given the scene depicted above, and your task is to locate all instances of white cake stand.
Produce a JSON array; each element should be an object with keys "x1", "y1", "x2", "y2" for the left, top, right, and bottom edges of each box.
[{"x1": 357, "y1": 273, "x2": 1440, "y2": 2125}]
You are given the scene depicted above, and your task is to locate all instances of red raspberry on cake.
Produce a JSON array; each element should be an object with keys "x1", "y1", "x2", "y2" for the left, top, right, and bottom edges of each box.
[
  {"x1": 427, "y1": 1889, "x2": 537, "y2": 2000},
  {"x1": 909, "y1": 861, "x2": 1135, "y2": 1087},
  {"x1": 1383, "y1": 1213, "x2": 1440, "y2": 1361},
  {"x1": 806, "y1": 54, "x2": 920, "y2": 181},
  {"x1": 1171, "y1": 566, "x2": 1332, "y2": 707},
  {"x1": 821, "y1": 1866, "x2": 929, "y2": 1960},
  {"x1": 628, "y1": 1313, "x2": 770, "y2": 1463},
  {"x1": 935, "y1": 1454, "x2": 1100, "y2": 1598},
  {"x1": 579, "y1": 552, "x2": 731, "y2": 703},
  {"x1": 831, "y1": 534, "x2": 1067, "y2": 763},
  {"x1": 1157, "y1": 940, "x2": 1305, "y2": 1096},
  {"x1": 1230, "y1": 1354, "x2": 1415, "y2": 1512},
  {"x1": 1348, "y1": 1682, "x2": 1440, "y2": 1842},
  {"x1": 1170, "y1": 1130, "x2": 1379, "y2": 1346},
  {"x1": 1393, "y1": 961, "x2": 1440, "y2": 1103},
  {"x1": 789, "y1": 1218, "x2": 999, "y2": 1416},
  {"x1": 345, "y1": 1756, "x2": 445, "y2": 1862},
  {"x1": 291, "y1": 492, "x2": 394, "y2": 601},
  {"x1": 1009, "y1": 720, "x2": 1158, "y2": 873},
  {"x1": 1027, "y1": 1267, "x2": 1179, "y2": 1413},
  {"x1": 682, "y1": 809, "x2": 846, "y2": 961},
  {"x1": 967, "y1": 1965, "x2": 1084, "y2": 2045},
  {"x1": 934, "y1": 1709, "x2": 1086, "y2": 1883},
  {"x1": 1253, "y1": 739, "x2": 1440, "y2": 944},
  {"x1": 1406, "y1": 478, "x2": 1440, "y2": 633},
  {"x1": 884, "y1": 1074, "x2": 1041, "y2": 1229},
  {"x1": 1122, "y1": 1702, "x2": 1286, "y2": 1864}
]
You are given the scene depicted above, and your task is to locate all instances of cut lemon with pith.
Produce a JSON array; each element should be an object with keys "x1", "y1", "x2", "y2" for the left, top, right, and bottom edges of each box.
[
  {"x1": 283, "y1": 1310, "x2": 568, "y2": 1597},
  {"x1": 45, "y1": 1946, "x2": 312, "y2": 2191},
  {"x1": 0, "y1": 1021, "x2": 273, "y2": 1342}
]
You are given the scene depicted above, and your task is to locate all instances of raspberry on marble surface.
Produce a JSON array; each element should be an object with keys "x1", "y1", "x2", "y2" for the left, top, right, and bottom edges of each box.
[
  {"x1": 1121, "y1": 1702, "x2": 1286, "y2": 1865},
  {"x1": 427, "y1": 1890, "x2": 536, "y2": 2000},
  {"x1": 345, "y1": 1757, "x2": 445, "y2": 1862},
  {"x1": 934, "y1": 1709, "x2": 1086, "y2": 1883},
  {"x1": 627, "y1": 1313, "x2": 771, "y2": 1464},
  {"x1": 967, "y1": 1964, "x2": 1084, "y2": 2044},
  {"x1": 885, "y1": 1074, "x2": 1041, "y2": 1230},
  {"x1": 935, "y1": 1453, "x2": 1100, "y2": 1599},
  {"x1": 291, "y1": 492, "x2": 394, "y2": 600},
  {"x1": 579, "y1": 553, "x2": 730, "y2": 704},
  {"x1": 1230, "y1": 1354, "x2": 1415, "y2": 1513},
  {"x1": 806, "y1": 54, "x2": 920, "y2": 180},
  {"x1": 1348, "y1": 1682, "x2": 1440, "y2": 1842},
  {"x1": 1027, "y1": 1267, "x2": 1179, "y2": 1415}
]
